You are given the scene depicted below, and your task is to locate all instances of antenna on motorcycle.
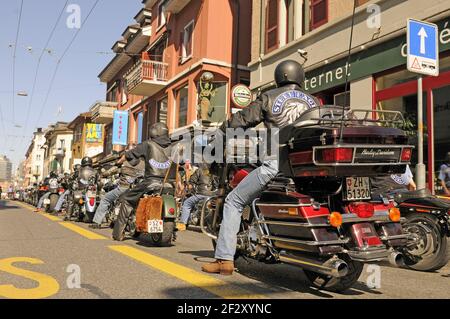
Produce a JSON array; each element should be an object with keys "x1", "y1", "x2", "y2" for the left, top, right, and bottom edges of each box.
[{"x1": 339, "y1": 0, "x2": 357, "y2": 142}]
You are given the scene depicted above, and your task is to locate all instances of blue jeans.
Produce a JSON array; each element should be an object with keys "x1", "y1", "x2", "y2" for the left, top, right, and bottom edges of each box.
[
  {"x1": 37, "y1": 192, "x2": 51, "y2": 209},
  {"x1": 215, "y1": 160, "x2": 279, "y2": 261},
  {"x1": 93, "y1": 186, "x2": 127, "y2": 225},
  {"x1": 55, "y1": 190, "x2": 70, "y2": 211},
  {"x1": 180, "y1": 194, "x2": 209, "y2": 224}
]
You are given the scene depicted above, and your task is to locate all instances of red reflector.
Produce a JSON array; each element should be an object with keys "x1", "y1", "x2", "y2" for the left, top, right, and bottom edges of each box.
[
  {"x1": 169, "y1": 208, "x2": 175, "y2": 215},
  {"x1": 89, "y1": 198, "x2": 95, "y2": 206},
  {"x1": 348, "y1": 202, "x2": 375, "y2": 218},
  {"x1": 318, "y1": 148, "x2": 353, "y2": 163},
  {"x1": 401, "y1": 148, "x2": 412, "y2": 162}
]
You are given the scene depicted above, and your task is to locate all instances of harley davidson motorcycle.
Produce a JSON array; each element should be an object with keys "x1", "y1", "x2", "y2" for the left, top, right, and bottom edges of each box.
[
  {"x1": 200, "y1": 107, "x2": 413, "y2": 292},
  {"x1": 392, "y1": 189, "x2": 449, "y2": 271},
  {"x1": 65, "y1": 167, "x2": 99, "y2": 223}
]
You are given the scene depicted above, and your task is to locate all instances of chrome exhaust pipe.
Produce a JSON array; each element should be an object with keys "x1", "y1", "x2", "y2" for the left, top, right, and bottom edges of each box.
[
  {"x1": 388, "y1": 251, "x2": 405, "y2": 267},
  {"x1": 279, "y1": 252, "x2": 349, "y2": 278}
]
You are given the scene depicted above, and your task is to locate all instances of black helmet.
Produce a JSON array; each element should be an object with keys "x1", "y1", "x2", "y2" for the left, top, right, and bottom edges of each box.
[
  {"x1": 50, "y1": 171, "x2": 58, "y2": 178},
  {"x1": 73, "y1": 164, "x2": 81, "y2": 172},
  {"x1": 274, "y1": 60, "x2": 305, "y2": 88},
  {"x1": 81, "y1": 156, "x2": 92, "y2": 167},
  {"x1": 149, "y1": 122, "x2": 169, "y2": 139}
]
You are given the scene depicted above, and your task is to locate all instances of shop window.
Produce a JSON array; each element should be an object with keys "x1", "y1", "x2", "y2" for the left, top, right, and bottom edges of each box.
[
  {"x1": 176, "y1": 86, "x2": 189, "y2": 128},
  {"x1": 157, "y1": 97, "x2": 168, "y2": 124},
  {"x1": 208, "y1": 82, "x2": 228, "y2": 123},
  {"x1": 158, "y1": 0, "x2": 168, "y2": 28},
  {"x1": 310, "y1": 0, "x2": 328, "y2": 30},
  {"x1": 265, "y1": 0, "x2": 279, "y2": 53},
  {"x1": 180, "y1": 21, "x2": 194, "y2": 63}
]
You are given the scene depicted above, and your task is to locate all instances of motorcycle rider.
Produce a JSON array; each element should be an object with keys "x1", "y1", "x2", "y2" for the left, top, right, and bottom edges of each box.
[
  {"x1": 53, "y1": 172, "x2": 73, "y2": 214},
  {"x1": 112, "y1": 123, "x2": 179, "y2": 241},
  {"x1": 201, "y1": 60, "x2": 320, "y2": 275},
  {"x1": 438, "y1": 152, "x2": 450, "y2": 196},
  {"x1": 34, "y1": 171, "x2": 58, "y2": 212},
  {"x1": 177, "y1": 163, "x2": 218, "y2": 231},
  {"x1": 90, "y1": 144, "x2": 144, "y2": 229}
]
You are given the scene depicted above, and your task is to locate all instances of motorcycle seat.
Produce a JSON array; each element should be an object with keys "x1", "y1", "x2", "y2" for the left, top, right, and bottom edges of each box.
[{"x1": 394, "y1": 188, "x2": 432, "y2": 204}]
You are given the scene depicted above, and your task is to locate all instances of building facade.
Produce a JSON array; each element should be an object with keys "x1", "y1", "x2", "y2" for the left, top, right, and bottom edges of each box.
[
  {"x1": 42, "y1": 122, "x2": 73, "y2": 176},
  {"x1": 249, "y1": 0, "x2": 450, "y2": 191},
  {"x1": 98, "y1": 0, "x2": 252, "y2": 149},
  {"x1": 0, "y1": 155, "x2": 12, "y2": 183},
  {"x1": 24, "y1": 128, "x2": 46, "y2": 186}
]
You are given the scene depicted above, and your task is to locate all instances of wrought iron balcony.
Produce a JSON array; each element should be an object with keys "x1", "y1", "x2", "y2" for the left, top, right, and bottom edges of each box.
[{"x1": 125, "y1": 59, "x2": 168, "y2": 96}]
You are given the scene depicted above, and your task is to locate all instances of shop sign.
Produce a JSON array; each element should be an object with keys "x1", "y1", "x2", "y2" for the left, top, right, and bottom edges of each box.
[
  {"x1": 231, "y1": 84, "x2": 252, "y2": 108},
  {"x1": 85, "y1": 123, "x2": 103, "y2": 143},
  {"x1": 304, "y1": 18, "x2": 450, "y2": 94}
]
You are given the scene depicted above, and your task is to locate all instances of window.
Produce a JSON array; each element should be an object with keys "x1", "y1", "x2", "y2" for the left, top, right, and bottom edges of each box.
[
  {"x1": 60, "y1": 139, "x2": 65, "y2": 150},
  {"x1": 107, "y1": 82, "x2": 119, "y2": 102},
  {"x1": 208, "y1": 82, "x2": 228, "y2": 123},
  {"x1": 176, "y1": 86, "x2": 189, "y2": 128},
  {"x1": 180, "y1": 21, "x2": 194, "y2": 62},
  {"x1": 158, "y1": 0, "x2": 168, "y2": 28},
  {"x1": 265, "y1": 0, "x2": 279, "y2": 53},
  {"x1": 310, "y1": 0, "x2": 328, "y2": 30},
  {"x1": 121, "y1": 80, "x2": 128, "y2": 105},
  {"x1": 157, "y1": 97, "x2": 168, "y2": 124}
]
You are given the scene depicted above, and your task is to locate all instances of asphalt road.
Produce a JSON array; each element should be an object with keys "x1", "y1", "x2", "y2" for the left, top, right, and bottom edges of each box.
[{"x1": 0, "y1": 200, "x2": 448, "y2": 299}]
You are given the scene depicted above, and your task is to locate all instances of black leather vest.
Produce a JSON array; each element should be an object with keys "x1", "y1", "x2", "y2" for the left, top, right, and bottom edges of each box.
[{"x1": 145, "y1": 141, "x2": 173, "y2": 179}]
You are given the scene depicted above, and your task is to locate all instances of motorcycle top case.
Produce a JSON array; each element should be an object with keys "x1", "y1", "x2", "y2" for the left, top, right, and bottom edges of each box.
[{"x1": 278, "y1": 106, "x2": 412, "y2": 179}]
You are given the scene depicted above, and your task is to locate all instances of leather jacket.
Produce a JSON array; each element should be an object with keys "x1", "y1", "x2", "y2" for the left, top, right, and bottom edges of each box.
[
  {"x1": 224, "y1": 84, "x2": 320, "y2": 130},
  {"x1": 125, "y1": 140, "x2": 174, "y2": 180},
  {"x1": 190, "y1": 167, "x2": 217, "y2": 196}
]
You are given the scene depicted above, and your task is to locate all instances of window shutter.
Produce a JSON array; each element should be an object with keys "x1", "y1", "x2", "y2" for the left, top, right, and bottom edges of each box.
[
  {"x1": 265, "y1": 0, "x2": 279, "y2": 53},
  {"x1": 310, "y1": 0, "x2": 328, "y2": 30}
]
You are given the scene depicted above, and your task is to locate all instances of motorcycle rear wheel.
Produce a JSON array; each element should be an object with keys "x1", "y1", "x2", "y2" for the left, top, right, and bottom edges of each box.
[
  {"x1": 143, "y1": 221, "x2": 175, "y2": 247},
  {"x1": 402, "y1": 213, "x2": 448, "y2": 272},
  {"x1": 303, "y1": 256, "x2": 364, "y2": 293},
  {"x1": 49, "y1": 194, "x2": 59, "y2": 213}
]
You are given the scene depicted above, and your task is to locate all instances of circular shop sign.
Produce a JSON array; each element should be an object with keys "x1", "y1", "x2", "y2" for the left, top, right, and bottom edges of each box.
[{"x1": 231, "y1": 84, "x2": 252, "y2": 108}]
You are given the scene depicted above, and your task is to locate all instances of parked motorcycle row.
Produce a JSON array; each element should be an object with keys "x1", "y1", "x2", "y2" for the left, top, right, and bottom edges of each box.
[{"x1": 13, "y1": 108, "x2": 450, "y2": 293}]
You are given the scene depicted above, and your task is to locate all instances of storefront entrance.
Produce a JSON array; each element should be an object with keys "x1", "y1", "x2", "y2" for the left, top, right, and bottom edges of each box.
[{"x1": 374, "y1": 55, "x2": 450, "y2": 193}]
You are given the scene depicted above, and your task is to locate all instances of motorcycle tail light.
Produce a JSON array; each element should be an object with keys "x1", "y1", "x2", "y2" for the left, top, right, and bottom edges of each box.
[
  {"x1": 349, "y1": 202, "x2": 375, "y2": 218},
  {"x1": 317, "y1": 148, "x2": 353, "y2": 163},
  {"x1": 329, "y1": 212, "x2": 343, "y2": 227},
  {"x1": 389, "y1": 207, "x2": 401, "y2": 222},
  {"x1": 230, "y1": 169, "x2": 249, "y2": 188},
  {"x1": 401, "y1": 148, "x2": 412, "y2": 162},
  {"x1": 169, "y1": 208, "x2": 175, "y2": 215},
  {"x1": 89, "y1": 198, "x2": 95, "y2": 206}
]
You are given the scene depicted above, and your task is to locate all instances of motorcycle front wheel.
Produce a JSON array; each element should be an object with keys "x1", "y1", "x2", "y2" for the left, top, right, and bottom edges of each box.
[
  {"x1": 402, "y1": 213, "x2": 448, "y2": 272},
  {"x1": 303, "y1": 255, "x2": 364, "y2": 293}
]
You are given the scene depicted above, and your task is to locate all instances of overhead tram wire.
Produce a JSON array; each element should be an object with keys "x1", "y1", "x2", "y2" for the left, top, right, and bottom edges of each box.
[
  {"x1": 11, "y1": 0, "x2": 25, "y2": 125},
  {"x1": 23, "y1": 0, "x2": 69, "y2": 135},
  {"x1": 34, "y1": 0, "x2": 101, "y2": 129}
]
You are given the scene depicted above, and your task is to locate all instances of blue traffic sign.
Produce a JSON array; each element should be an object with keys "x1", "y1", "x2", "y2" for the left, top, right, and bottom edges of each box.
[{"x1": 407, "y1": 19, "x2": 439, "y2": 76}]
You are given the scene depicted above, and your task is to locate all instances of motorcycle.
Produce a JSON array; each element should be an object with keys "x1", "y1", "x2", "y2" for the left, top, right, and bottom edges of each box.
[
  {"x1": 200, "y1": 107, "x2": 413, "y2": 292},
  {"x1": 65, "y1": 169, "x2": 98, "y2": 223},
  {"x1": 392, "y1": 189, "x2": 450, "y2": 271},
  {"x1": 43, "y1": 177, "x2": 62, "y2": 213}
]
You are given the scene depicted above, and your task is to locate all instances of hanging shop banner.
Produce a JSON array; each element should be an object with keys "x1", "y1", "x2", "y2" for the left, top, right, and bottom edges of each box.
[
  {"x1": 112, "y1": 110, "x2": 129, "y2": 146},
  {"x1": 85, "y1": 123, "x2": 104, "y2": 143}
]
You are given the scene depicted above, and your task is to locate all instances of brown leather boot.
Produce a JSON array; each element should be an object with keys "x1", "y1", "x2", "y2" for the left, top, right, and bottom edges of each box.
[{"x1": 202, "y1": 260, "x2": 234, "y2": 276}]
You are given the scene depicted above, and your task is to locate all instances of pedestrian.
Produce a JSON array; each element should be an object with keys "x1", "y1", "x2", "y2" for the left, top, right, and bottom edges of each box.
[{"x1": 438, "y1": 152, "x2": 450, "y2": 196}]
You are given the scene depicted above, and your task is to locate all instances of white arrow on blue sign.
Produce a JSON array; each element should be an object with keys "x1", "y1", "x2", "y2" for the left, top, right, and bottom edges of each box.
[{"x1": 407, "y1": 19, "x2": 439, "y2": 76}]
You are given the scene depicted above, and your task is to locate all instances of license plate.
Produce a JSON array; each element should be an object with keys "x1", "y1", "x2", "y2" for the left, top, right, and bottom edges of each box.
[
  {"x1": 44, "y1": 199, "x2": 50, "y2": 205},
  {"x1": 344, "y1": 177, "x2": 371, "y2": 201},
  {"x1": 147, "y1": 219, "x2": 164, "y2": 233}
]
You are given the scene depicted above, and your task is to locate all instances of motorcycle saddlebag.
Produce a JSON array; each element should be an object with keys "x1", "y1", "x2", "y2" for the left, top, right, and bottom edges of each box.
[{"x1": 135, "y1": 196, "x2": 163, "y2": 233}]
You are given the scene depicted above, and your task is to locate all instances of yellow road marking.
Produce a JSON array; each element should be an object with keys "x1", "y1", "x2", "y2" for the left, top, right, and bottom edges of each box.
[
  {"x1": 59, "y1": 222, "x2": 107, "y2": 240},
  {"x1": 40, "y1": 214, "x2": 61, "y2": 222},
  {"x1": 0, "y1": 257, "x2": 60, "y2": 299},
  {"x1": 109, "y1": 245, "x2": 265, "y2": 299}
]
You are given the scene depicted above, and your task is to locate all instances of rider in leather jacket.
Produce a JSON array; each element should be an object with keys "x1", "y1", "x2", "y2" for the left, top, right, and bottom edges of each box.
[
  {"x1": 202, "y1": 60, "x2": 321, "y2": 275},
  {"x1": 112, "y1": 123, "x2": 177, "y2": 241}
]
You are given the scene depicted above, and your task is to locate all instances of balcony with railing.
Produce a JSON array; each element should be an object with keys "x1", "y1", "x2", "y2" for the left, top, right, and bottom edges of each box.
[
  {"x1": 125, "y1": 57, "x2": 168, "y2": 96},
  {"x1": 52, "y1": 148, "x2": 66, "y2": 158},
  {"x1": 90, "y1": 101, "x2": 118, "y2": 124}
]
